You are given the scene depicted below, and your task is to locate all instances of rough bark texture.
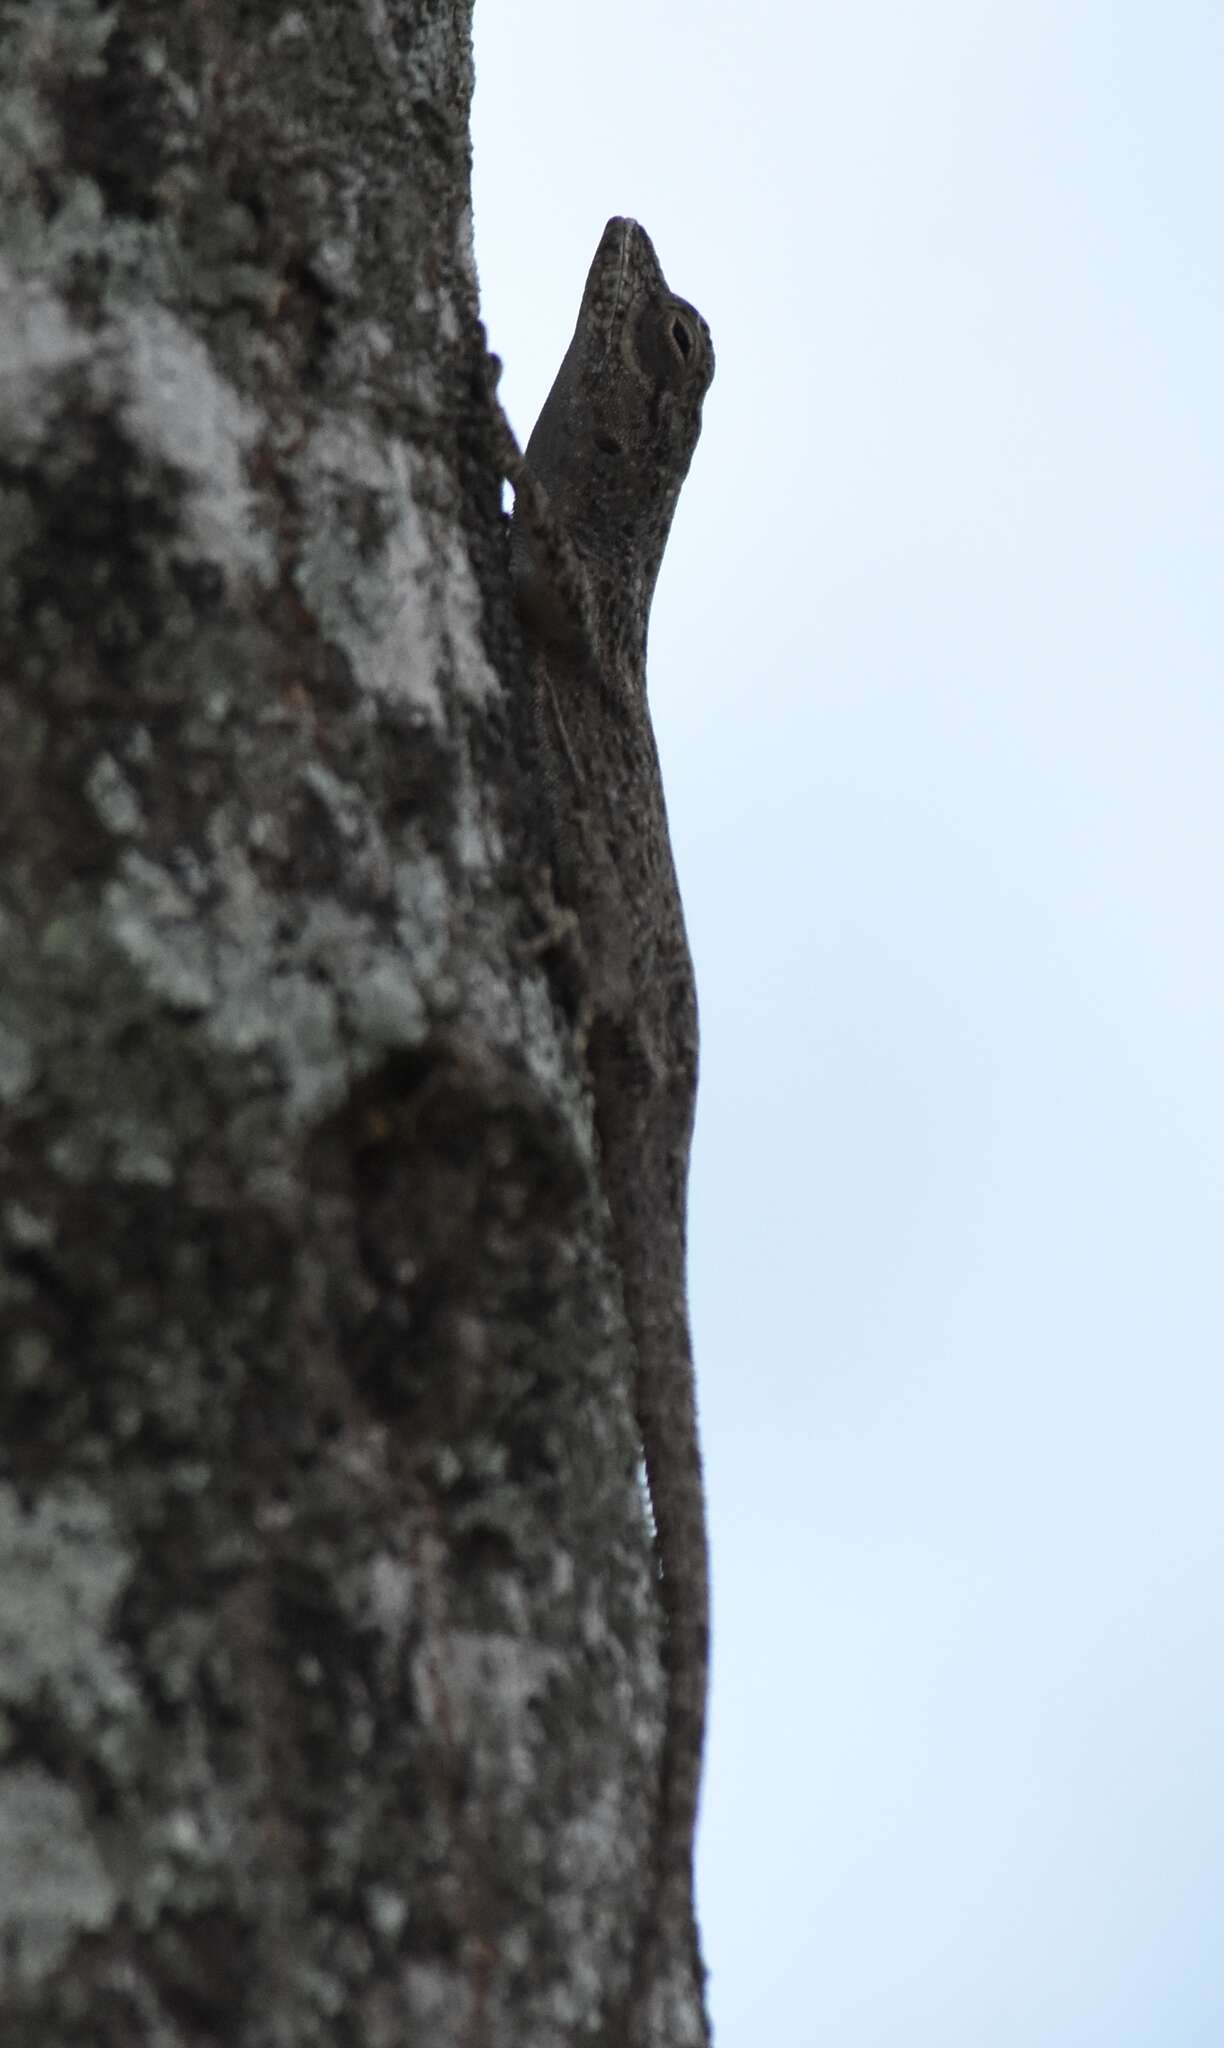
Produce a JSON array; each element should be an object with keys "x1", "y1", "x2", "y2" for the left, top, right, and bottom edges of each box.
[{"x1": 0, "y1": 4, "x2": 669, "y2": 2044}]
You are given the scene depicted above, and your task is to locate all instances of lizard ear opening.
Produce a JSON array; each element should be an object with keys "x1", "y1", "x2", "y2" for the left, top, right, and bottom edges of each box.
[{"x1": 593, "y1": 431, "x2": 623, "y2": 457}]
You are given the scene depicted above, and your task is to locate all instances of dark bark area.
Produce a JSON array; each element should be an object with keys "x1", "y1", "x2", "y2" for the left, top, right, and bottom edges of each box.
[{"x1": 0, "y1": 4, "x2": 667, "y2": 2042}]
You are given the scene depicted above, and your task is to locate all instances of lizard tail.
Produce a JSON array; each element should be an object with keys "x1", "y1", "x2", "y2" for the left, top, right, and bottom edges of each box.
[{"x1": 626, "y1": 1271, "x2": 712, "y2": 2045}]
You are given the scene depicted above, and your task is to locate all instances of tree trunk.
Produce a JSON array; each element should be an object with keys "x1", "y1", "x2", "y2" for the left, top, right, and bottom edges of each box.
[{"x1": 0, "y1": 4, "x2": 670, "y2": 2042}]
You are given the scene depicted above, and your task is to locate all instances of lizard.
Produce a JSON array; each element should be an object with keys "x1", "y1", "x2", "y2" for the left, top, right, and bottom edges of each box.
[{"x1": 504, "y1": 217, "x2": 715, "y2": 2045}]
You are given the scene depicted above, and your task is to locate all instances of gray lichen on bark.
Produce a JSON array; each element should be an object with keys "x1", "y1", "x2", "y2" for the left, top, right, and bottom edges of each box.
[{"x1": 0, "y1": 3, "x2": 670, "y2": 2043}]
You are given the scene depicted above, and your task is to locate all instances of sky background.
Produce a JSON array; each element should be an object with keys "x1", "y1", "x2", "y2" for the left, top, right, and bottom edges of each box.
[{"x1": 471, "y1": 8, "x2": 1224, "y2": 2042}]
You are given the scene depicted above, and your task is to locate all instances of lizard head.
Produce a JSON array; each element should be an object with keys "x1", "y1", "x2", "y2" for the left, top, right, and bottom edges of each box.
[{"x1": 522, "y1": 218, "x2": 714, "y2": 617}]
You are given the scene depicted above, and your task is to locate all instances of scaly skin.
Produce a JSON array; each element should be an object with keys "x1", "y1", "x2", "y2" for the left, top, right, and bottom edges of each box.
[{"x1": 509, "y1": 218, "x2": 715, "y2": 2044}]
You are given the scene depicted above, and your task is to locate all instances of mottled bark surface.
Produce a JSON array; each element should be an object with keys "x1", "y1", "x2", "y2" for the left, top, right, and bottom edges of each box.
[{"x1": 0, "y1": 4, "x2": 665, "y2": 2043}]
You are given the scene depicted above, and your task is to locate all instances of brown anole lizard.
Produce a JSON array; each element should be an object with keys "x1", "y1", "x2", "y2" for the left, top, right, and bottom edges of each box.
[{"x1": 505, "y1": 218, "x2": 715, "y2": 2045}]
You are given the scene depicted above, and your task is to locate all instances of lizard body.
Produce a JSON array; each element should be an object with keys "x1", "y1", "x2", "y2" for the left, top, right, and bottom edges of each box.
[{"x1": 508, "y1": 218, "x2": 714, "y2": 2044}]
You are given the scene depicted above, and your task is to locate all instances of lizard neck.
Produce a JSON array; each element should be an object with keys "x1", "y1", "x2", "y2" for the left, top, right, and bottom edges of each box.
[{"x1": 575, "y1": 545, "x2": 652, "y2": 694}]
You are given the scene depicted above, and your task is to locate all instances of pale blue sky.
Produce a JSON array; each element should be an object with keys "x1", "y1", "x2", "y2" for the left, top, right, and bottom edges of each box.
[{"x1": 472, "y1": 7, "x2": 1224, "y2": 2042}]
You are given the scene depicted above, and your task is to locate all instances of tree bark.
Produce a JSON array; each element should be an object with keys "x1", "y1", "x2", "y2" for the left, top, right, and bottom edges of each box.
[{"x1": 0, "y1": 4, "x2": 669, "y2": 2043}]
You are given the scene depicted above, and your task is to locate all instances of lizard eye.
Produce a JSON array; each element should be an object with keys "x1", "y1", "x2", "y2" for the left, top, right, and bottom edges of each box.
[{"x1": 670, "y1": 315, "x2": 694, "y2": 361}]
